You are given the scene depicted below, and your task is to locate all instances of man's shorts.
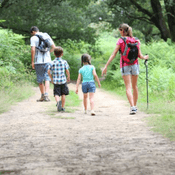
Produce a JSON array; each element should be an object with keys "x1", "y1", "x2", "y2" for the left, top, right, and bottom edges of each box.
[
  {"x1": 35, "y1": 64, "x2": 51, "y2": 83},
  {"x1": 121, "y1": 64, "x2": 139, "y2": 76},
  {"x1": 54, "y1": 83, "x2": 69, "y2": 97},
  {"x1": 82, "y1": 82, "x2": 96, "y2": 93}
]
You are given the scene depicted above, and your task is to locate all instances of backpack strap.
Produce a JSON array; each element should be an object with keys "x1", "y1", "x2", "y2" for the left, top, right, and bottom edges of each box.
[
  {"x1": 35, "y1": 34, "x2": 46, "y2": 63},
  {"x1": 120, "y1": 37, "x2": 128, "y2": 73},
  {"x1": 35, "y1": 34, "x2": 46, "y2": 46},
  {"x1": 35, "y1": 34, "x2": 41, "y2": 46},
  {"x1": 121, "y1": 37, "x2": 128, "y2": 56}
]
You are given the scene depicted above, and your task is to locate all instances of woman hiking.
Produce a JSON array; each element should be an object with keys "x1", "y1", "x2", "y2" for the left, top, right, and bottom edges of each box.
[{"x1": 102, "y1": 23, "x2": 149, "y2": 114}]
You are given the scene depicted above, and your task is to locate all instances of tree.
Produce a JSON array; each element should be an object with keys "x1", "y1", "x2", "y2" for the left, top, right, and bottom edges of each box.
[
  {"x1": 0, "y1": 0, "x2": 97, "y2": 44},
  {"x1": 164, "y1": 0, "x2": 175, "y2": 42},
  {"x1": 104, "y1": 0, "x2": 175, "y2": 42}
]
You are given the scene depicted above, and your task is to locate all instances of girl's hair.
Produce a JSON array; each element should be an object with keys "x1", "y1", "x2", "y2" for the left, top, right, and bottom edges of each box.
[
  {"x1": 81, "y1": 54, "x2": 91, "y2": 66},
  {"x1": 119, "y1": 23, "x2": 133, "y2": 37},
  {"x1": 54, "y1": 46, "x2": 63, "y2": 57}
]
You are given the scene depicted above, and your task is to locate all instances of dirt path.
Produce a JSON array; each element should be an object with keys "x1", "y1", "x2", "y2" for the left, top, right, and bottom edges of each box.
[{"x1": 0, "y1": 82, "x2": 175, "y2": 175}]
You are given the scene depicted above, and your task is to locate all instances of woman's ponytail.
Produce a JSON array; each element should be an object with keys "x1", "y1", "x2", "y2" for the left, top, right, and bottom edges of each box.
[
  {"x1": 119, "y1": 23, "x2": 133, "y2": 37},
  {"x1": 127, "y1": 27, "x2": 133, "y2": 38}
]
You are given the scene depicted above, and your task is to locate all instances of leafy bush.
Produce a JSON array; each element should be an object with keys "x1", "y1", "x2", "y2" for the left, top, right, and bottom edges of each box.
[
  {"x1": 0, "y1": 29, "x2": 35, "y2": 90},
  {"x1": 57, "y1": 39, "x2": 102, "y2": 80},
  {"x1": 97, "y1": 32, "x2": 175, "y2": 104}
]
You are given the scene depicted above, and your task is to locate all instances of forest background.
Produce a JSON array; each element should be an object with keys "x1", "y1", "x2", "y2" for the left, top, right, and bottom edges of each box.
[{"x1": 0, "y1": 0, "x2": 175, "y2": 140}]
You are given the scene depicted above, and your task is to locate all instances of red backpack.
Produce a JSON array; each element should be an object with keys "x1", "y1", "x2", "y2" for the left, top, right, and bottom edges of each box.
[{"x1": 120, "y1": 37, "x2": 139, "y2": 65}]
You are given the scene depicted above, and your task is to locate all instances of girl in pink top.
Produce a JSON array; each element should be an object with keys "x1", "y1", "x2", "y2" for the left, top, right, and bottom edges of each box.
[{"x1": 102, "y1": 23, "x2": 149, "y2": 115}]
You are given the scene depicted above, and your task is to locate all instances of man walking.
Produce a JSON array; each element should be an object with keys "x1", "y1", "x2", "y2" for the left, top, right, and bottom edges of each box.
[{"x1": 30, "y1": 26, "x2": 55, "y2": 102}]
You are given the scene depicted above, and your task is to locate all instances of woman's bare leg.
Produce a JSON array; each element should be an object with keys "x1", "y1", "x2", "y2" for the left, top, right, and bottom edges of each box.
[
  {"x1": 131, "y1": 75, "x2": 138, "y2": 106},
  {"x1": 122, "y1": 75, "x2": 134, "y2": 107}
]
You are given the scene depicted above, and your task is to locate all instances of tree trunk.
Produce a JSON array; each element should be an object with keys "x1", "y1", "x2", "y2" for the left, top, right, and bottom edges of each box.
[
  {"x1": 150, "y1": 0, "x2": 171, "y2": 41},
  {"x1": 164, "y1": 0, "x2": 175, "y2": 42}
]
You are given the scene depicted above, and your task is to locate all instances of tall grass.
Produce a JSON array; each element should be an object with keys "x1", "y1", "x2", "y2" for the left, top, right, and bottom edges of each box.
[
  {"x1": 0, "y1": 29, "x2": 36, "y2": 114},
  {"x1": 0, "y1": 82, "x2": 34, "y2": 114},
  {"x1": 97, "y1": 32, "x2": 175, "y2": 141}
]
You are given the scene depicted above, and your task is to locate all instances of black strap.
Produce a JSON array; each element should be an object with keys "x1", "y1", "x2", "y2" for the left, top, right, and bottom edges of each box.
[
  {"x1": 35, "y1": 34, "x2": 46, "y2": 63},
  {"x1": 120, "y1": 37, "x2": 127, "y2": 73},
  {"x1": 35, "y1": 34, "x2": 42, "y2": 46}
]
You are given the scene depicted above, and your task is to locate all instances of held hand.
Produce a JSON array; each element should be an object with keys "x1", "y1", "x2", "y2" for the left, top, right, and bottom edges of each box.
[
  {"x1": 102, "y1": 66, "x2": 107, "y2": 76},
  {"x1": 98, "y1": 83, "x2": 101, "y2": 88}
]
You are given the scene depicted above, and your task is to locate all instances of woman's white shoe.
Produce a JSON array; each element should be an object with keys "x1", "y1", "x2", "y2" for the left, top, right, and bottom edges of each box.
[{"x1": 91, "y1": 110, "x2": 95, "y2": 116}]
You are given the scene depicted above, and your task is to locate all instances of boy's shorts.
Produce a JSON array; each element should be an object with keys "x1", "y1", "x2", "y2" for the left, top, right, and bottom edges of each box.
[
  {"x1": 54, "y1": 83, "x2": 69, "y2": 97},
  {"x1": 35, "y1": 64, "x2": 51, "y2": 83},
  {"x1": 82, "y1": 82, "x2": 96, "y2": 93},
  {"x1": 121, "y1": 64, "x2": 139, "y2": 76}
]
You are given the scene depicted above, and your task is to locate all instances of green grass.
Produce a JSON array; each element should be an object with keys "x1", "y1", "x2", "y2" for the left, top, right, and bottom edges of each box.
[
  {"x1": 46, "y1": 90, "x2": 81, "y2": 118},
  {"x1": 146, "y1": 114, "x2": 175, "y2": 141},
  {"x1": 65, "y1": 90, "x2": 81, "y2": 107},
  {"x1": 141, "y1": 99, "x2": 175, "y2": 141},
  {"x1": 0, "y1": 82, "x2": 34, "y2": 114},
  {"x1": 51, "y1": 116, "x2": 76, "y2": 119},
  {"x1": 101, "y1": 79, "x2": 175, "y2": 141}
]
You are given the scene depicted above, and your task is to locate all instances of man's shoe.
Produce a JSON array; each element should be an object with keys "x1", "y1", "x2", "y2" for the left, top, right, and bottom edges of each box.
[{"x1": 36, "y1": 96, "x2": 45, "y2": 102}]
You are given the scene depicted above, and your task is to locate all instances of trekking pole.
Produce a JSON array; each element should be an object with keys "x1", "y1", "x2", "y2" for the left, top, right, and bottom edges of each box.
[{"x1": 144, "y1": 59, "x2": 148, "y2": 109}]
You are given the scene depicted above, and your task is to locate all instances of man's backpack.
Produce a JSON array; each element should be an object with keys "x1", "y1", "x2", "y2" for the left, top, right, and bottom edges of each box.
[
  {"x1": 35, "y1": 33, "x2": 52, "y2": 53},
  {"x1": 121, "y1": 37, "x2": 139, "y2": 64}
]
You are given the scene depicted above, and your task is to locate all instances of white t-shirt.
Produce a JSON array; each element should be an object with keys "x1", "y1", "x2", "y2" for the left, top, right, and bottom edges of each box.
[{"x1": 30, "y1": 32, "x2": 54, "y2": 64}]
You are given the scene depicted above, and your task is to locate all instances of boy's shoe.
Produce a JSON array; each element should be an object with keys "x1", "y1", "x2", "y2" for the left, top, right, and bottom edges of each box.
[
  {"x1": 57, "y1": 101, "x2": 62, "y2": 112},
  {"x1": 44, "y1": 96, "x2": 50, "y2": 102},
  {"x1": 36, "y1": 96, "x2": 45, "y2": 102},
  {"x1": 61, "y1": 108, "x2": 65, "y2": 112},
  {"x1": 91, "y1": 110, "x2": 95, "y2": 116},
  {"x1": 130, "y1": 106, "x2": 137, "y2": 115}
]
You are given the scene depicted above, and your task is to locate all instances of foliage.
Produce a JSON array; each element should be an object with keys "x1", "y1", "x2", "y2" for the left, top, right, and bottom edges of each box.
[
  {"x1": 0, "y1": 29, "x2": 35, "y2": 90},
  {"x1": 101, "y1": 35, "x2": 175, "y2": 101},
  {"x1": 97, "y1": 31, "x2": 175, "y2": 140},
  {"x1": 0, "y1": 0, "x2": 98, "y2": 45},
  {"x1": 59, "y1": 39, "x2": 102, "y2": 80},
  {"x1": 0, "y1": 82, "x2": 34, "y2": 114},
  {"x1": 99, "y1": 0, "x2": 175, "y2": 42}
]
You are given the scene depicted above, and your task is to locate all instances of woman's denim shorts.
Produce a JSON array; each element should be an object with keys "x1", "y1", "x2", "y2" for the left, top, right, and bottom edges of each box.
[
  {"x1": 82, "y1": 82, "x2": 96, "y2": 93},
  {"x1": 120, "y1": 64, "x2": 139, "y2": 76},
  {"x1": 35, "y1": 64, "x2": 51, "y2": 83}
]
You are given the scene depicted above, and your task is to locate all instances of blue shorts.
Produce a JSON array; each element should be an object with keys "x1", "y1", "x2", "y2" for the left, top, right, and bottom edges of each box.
[
  {"x1": 35, "y1": 64, "x2": 51, "y2": 83},
  {"x1": 82, "y1": 82, "x2": 96, "y2": 93},
  {"x1": 121, "y1": 64, "x2": 139, "y2": 76}
]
